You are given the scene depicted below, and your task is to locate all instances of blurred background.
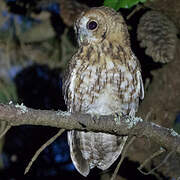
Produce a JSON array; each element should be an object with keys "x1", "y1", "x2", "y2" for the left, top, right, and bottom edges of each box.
[{"x1": 0, "y1": 0, "x2": 179, "y2": 179}]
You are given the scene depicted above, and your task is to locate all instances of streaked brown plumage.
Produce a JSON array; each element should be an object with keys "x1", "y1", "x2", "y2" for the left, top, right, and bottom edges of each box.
[{"x1": 63, "y1": 6, "x2": 144, "y2": 176}]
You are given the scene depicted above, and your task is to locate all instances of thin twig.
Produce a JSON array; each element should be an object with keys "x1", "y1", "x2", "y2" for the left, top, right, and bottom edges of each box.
[
  {"x1": 24, "y1": 128, "x2": 65, "y2": 174},
  {"x1": 138, "y1": 149, "x2": 174, "y2": 175},
  {"x1": 142, "y1": 109, "x2": 154, "y2": 148},
  {"x1": 111, "y1": 136, "x2": 136, "y2": 180},
  {"x1": 138, "y1": 148, "x2": 165, "y2": 173},
  {"x1": 145, "y1": 109, "x2": 153, "y2": 122},
  {"x1": 0, "y1": 124, "x2": 11, "y2": 139},
  {"x1": 127, "y1": 4, "x2": 143, "y2": 20}
]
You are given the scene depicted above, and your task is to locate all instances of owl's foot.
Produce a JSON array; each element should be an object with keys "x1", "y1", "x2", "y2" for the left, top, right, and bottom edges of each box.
[
  {"x1": 114, "y1": 112, "x2": 123, "y2": 125},
  {"x1": 90, "y1": 113, "x2": 100, "y2": 119}
]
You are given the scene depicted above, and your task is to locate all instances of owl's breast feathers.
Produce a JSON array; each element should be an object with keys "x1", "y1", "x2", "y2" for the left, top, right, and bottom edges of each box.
[
  {"x1": 64, "y1": 40, "x2": 143, "y2": 114},
  {"x1": 63, "y1": 40, "x2": 144, "y2": 176}
]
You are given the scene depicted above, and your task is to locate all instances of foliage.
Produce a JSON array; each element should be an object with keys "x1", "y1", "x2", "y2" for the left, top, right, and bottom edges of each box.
[
  {"x1": 0, "y1": 80, "x2": 17, "y2": 103},
  {"x1": 104, "y1": 0, "x2": 147, "y2": 10}
]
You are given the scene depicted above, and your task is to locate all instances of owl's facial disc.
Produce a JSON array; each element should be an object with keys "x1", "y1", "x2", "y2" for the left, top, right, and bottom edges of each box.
[
  {"x1": 76, "y1": 16, "x2": 98, "y2": 45},
  {"x1": 75, "y1": 13, "x2": 107, "y2": 46}
]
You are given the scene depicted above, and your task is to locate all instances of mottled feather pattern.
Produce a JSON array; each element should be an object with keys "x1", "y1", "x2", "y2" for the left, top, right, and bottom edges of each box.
[
  {"x1": 65, "y1": 40, "x2": 141, "y2": 114},
  {"x1": 63, "y1": 6, "x2": 144, "y2": 177},
  {"x1": 69, "y1": 131, "x2": 127, "y2": 171}
]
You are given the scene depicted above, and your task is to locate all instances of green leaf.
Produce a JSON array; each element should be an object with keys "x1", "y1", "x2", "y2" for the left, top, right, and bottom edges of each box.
[
  {"x1": 104, "y1": 0, "x2": 121, "y2": 10},
  {"x1": 104, "y1": 0, "x2": 147, "y2": 10}
]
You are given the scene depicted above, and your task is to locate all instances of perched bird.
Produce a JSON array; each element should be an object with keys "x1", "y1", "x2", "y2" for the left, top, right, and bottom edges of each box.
[{"x1": 63, "y1": 6, "x2": 144, "y2": 176}]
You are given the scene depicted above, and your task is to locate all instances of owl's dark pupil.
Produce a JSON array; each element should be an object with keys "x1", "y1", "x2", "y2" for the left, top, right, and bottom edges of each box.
[{"x1": 88, "y1": 21, "x2": 97, "y2": 30}]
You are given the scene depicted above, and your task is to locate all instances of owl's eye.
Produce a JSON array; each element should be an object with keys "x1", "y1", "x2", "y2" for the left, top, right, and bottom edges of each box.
[{"x1": 87, "y1": 20, "x2": 98, "y2": 30}]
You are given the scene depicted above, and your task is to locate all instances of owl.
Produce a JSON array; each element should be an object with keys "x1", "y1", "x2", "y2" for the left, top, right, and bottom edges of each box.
[{"x1": 63, "y1": 6, "x2": 144, "y2": 176}]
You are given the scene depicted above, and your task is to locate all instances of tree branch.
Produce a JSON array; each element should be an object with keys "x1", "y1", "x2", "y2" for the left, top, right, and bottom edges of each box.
[{"x1": 0, "y1": 103, "x2": 180, "y2": 155}]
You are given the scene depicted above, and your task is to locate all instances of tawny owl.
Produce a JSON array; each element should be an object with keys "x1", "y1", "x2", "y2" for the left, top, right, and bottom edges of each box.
[{"x1": 63, "y1": 6, "x2": 144, "y2": 176}]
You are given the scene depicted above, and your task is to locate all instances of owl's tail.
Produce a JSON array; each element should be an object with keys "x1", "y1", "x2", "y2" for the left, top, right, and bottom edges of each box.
[
  {"x1": 68, "y1": 130, "x2": 90, "y2": 177},
  {"x1": 68, "y1": 130, "x2": 128, "y2": 176}
]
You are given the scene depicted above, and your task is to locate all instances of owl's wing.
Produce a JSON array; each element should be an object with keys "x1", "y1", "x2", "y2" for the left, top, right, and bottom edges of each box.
[
  {"x1": 62, "y1": 67, "x2": 71, "y2": 107},
  {"x1": 62, "y1": 52, "x2": 77, "y2": 107},
  {"x1": 68, "y1": 130, "x2": 90, "y2": 177},
  {"x1": 97, "y1": 135, "x2": 128, "y2": 170},
  {"x1": 137, "y1": 70, "x2": 144, "y2": 100}
]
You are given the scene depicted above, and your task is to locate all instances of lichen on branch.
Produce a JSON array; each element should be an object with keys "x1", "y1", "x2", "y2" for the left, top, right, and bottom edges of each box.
[{"x1": 0, "y1": 103, "x2": 180, "y2": 155}]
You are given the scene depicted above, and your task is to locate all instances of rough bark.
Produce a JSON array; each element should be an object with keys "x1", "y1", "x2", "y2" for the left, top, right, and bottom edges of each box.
[
  {"x1": 127, "y1": 40, "x2": 180, "y2": 178},
  {"x1": 0, "y1": 104, "x2": 180, "y2": 177},
  {"x1": 0, "y1": 103, "x2": 180, "y2": 153},
  {"x1": 145, "y1": 0, "x2": 180, "y2": 31}
]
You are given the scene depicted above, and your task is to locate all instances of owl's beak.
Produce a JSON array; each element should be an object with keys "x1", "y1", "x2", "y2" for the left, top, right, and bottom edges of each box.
[
  {"x1": 79, "y1": 34, "x2": 84, "y2": 44},
  {"x1": 77, "y1": 29, "x2": 88, "y2": 46},
  {"x1": 77, "y1": 33, "x2": 86, "y2": 45}
]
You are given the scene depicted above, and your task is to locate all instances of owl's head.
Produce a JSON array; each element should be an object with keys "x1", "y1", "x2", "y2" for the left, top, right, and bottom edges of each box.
[{"x1": 74, "y1": 6, "x2": 130, "y2": 46}]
